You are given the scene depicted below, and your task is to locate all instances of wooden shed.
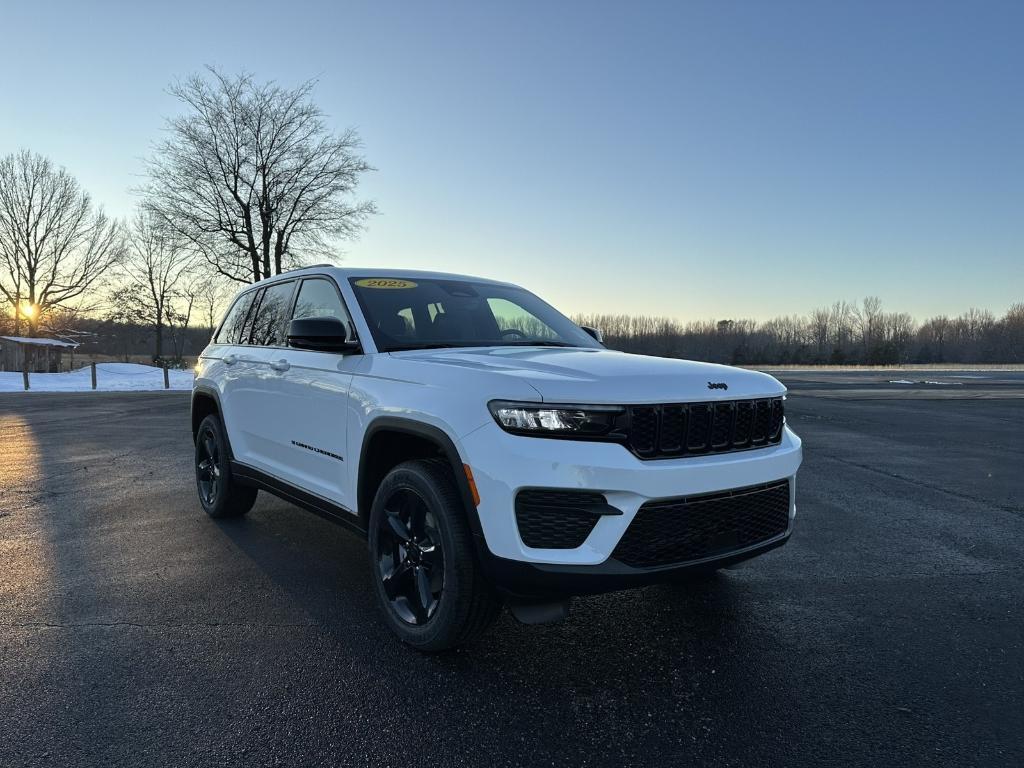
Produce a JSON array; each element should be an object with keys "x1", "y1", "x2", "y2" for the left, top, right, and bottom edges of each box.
[{"x1": 0, "y1": 336, "x2": 79, "y2": 373}]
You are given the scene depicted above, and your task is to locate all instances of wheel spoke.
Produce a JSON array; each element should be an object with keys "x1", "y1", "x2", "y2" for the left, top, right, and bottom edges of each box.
[
  {"x1": 203, "y1": 435, "x2": 217, "y2": 463},
  {"x1": 413, "y1": 567, "x2": 432, "y2": 622},
  {"x1": 382, "y1": 561, "x2": 411, "y2": 599},
  {"x1": 385, "y1": 512, "x2": 412, "y2": 543}
]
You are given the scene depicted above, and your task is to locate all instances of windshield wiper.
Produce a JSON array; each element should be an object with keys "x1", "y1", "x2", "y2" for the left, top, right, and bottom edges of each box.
[
  {"x1": 386, "y1": 340, "x2": 581, "y2": 352},
  {"x1": 501, "y1": 340, "x2": 579, "y2": 347},
  {"x1": 385, "y1": 341, "x2": 481, "y2": 352}
]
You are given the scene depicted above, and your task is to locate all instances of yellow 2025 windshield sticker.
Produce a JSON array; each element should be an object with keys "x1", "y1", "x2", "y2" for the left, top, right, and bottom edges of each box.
[{"x1": 354, "y1": 278, "x2": 418, "y2": 289}]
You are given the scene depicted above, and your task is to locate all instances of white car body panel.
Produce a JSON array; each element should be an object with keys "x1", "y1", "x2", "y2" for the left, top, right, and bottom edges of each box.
[{"x1": 388, "y1": 346, "x2": 784, "y2": 403}]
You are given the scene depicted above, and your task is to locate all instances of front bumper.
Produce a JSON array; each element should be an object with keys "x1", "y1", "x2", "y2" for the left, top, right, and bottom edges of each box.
[
  {"x1": 481, "y1": 530, "x2": 791, "y2": 599},
  {"x1": 459, "y1": 421, "x2": 802, "y2": 595}
]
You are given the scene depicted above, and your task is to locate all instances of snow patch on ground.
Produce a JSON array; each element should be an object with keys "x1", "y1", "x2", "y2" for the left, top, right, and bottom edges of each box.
[
  {"x1": 0, "y1": 363, "x2": 193, "y2": 392},
  {"x1": 886, "y1": 378, "x2": 962, "y2": 386}
]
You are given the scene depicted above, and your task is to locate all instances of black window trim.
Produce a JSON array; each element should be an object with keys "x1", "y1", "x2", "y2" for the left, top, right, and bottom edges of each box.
[
  {"x1": 212, "y1": 274, "x2": 359, "y2": 351},
  {"x1": 212, "y1": 279, "x2": 297, "y2": 349}
]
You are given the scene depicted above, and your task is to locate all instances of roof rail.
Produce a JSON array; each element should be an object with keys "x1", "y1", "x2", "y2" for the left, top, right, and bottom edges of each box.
[{"x1": 283, "y1": 262, "x2": 337, "y2": 273}]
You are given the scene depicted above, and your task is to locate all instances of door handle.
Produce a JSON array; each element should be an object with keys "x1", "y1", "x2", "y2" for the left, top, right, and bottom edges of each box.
[
  {"x1": 222, "y1": 354, "x2": 238, "y2": 365},
  {"x1": 270, "y1": 359, "x2": 290, "y2": 372}
]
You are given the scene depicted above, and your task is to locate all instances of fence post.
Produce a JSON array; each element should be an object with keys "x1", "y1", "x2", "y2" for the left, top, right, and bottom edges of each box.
[
  {"x1": 163, "y1": 365, "x2": 170, "y2": 390},
  {"x1": 91, "y1": 362, "x2": 97, "y2": 390},
  {"x1": 23, "y1": 367, "x2": 29, "y2": 391},
  {"x1": 22, "y1": 346, "x2": 30, "y2": 391}
]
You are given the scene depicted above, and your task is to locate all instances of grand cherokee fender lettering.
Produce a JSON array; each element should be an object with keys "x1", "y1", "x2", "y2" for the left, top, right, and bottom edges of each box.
[{"x1": 291, "y1": 440, "x2": 344, "y2": 462}]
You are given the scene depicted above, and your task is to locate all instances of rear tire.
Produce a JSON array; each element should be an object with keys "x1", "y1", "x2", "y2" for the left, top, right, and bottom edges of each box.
[
  {"x1": 369, "y1": 459, "x2": 502, "y2": 651},
  {"x1": 194, "y1": 414, "x2": 257, "y2": 519}
]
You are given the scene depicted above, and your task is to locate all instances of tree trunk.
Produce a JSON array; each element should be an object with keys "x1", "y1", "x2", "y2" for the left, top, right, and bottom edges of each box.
[
  {"x1": 155, "y1": 322, "x2": 164, "y2": 362},
  {"x1": 12, "y1": 288, "x2": 21, "y2": 336},
  {"x1": 274, "y1": 234, "x2": 285, "y2": 276},
  {"x1": 250, "y1": 246, "x2": 262, "y2": 282}
]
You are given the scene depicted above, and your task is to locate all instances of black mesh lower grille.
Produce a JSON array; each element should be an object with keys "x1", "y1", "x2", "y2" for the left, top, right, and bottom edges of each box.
[
  {"x1": 515, "y1": 489, "x2": 605, "y2": 549},
  {"x1": 611, "y1": 480, "x2": 791, "y2": 568}
]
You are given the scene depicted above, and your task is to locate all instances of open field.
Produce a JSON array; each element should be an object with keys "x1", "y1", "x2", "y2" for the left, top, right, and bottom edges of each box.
[{"x1": 0, "y1": 373, "x2": 1021, "y2": 767}]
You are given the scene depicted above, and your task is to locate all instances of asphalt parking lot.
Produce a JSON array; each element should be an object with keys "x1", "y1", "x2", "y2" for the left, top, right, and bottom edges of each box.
[{"x1": 1, "y1": 372, "x2": 1022, "y2": 767}]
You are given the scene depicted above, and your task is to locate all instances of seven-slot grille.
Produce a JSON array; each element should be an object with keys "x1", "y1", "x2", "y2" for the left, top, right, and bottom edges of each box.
[
  {"x1": 626, "y1": 397, "x2": 784, "y2": 459},
  {"x1": 611, "y1": 479, "x2": 791, "y2": 568}
]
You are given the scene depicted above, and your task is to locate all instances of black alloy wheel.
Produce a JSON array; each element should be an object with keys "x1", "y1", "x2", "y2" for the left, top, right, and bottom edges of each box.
[
  {"x1": 376, "y1": 488, "x2": 445, "y2": 625},
  {"x1": 368, "y1": 459, "x2": 502, "y2": 651},
  {"x1": 193, "y1": 413, "x2": 257, "y2": 519},
  {"x1": 196, "y1": 424, "x2": 222, "y2": 507}
]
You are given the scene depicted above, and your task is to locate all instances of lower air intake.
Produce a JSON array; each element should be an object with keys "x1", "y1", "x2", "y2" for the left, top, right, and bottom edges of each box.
[
  {"x1": 515, "y1": 489, "x2": 607, "y2": 549},
  {"x1": 611, "y1": 479, "x2": 791, "y2": 568}
]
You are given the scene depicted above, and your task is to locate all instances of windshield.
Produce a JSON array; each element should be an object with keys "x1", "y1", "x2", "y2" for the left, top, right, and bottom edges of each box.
[{"x1": 348, "y1": 277, "x2": 601, "y2": 353}]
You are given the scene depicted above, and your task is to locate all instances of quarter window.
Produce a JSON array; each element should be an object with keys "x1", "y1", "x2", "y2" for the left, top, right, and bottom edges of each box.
[
  {"x1": 249, "y1": 281, "x2": 296, "y2": 346},
  {"x1": 214, "y1": 292, "x2": 257, "y2": 345}
]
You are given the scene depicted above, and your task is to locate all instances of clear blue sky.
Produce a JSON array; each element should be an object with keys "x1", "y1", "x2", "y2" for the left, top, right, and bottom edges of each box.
[{"x1": 1, "y1": 0, "x2": 1021, "y2": 320}]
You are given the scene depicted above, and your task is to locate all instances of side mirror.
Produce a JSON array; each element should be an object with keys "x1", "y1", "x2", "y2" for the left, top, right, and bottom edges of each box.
[
  {"x1": 580, "y1": 325, "x2": 604, "y2": 343},
  {"x1": 287, "y1": 317, "x2": 360, "y2": 353}
]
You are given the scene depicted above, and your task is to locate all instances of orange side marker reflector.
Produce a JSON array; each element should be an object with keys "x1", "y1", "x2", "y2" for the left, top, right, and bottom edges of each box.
[{"x1": 463, "y1": 464, "x2": 481, "y2": 507}]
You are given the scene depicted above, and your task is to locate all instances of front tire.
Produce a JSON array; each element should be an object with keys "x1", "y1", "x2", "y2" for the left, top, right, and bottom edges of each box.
[
  {"x1": 194, "y1": 414, "x2": 258, "y2": 519},
  {"x1": 368, "y1": 459, "x2": 502, "y2": 651}
]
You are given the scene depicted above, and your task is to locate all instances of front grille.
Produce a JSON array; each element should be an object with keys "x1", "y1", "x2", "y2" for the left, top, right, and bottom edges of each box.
[
  {"x1": 625, "y1": 397, "x2": 784, "y2": 459},
  {"x1": 611, "y1": 479, "x2": 791, "y2": 568},
  {"x1": 515, "y1": 489, "x2": 606, "y2": 549}
]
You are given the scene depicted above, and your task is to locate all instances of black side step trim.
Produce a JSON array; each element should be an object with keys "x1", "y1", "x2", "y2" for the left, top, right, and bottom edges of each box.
[{"x1": 230, "y1": 461, "x2": 367, "y2": 538}]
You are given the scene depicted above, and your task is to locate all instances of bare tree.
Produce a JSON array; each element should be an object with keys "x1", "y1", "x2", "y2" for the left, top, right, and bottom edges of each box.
[
  {"x1": 165, "y1": 279, "x2": 198, "y2": 364},
  {"x1": 142, "y1": 68, "x2": 376, "y2": 284},
  {"x1": 0, "y1": 150, "x2": 124, "y2": 336},
  {"x1": 854, "y1": 296, "x2": 883, "y2": 358},
  {"x1": 112, "y1": 210, "x2": 197, "y2": 361},
  {"x1": 194, "y1": 276, "x2": 233, "y2": 335}
]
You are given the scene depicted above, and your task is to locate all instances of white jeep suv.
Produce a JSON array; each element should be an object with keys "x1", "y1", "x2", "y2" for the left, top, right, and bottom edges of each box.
[{"x1": 192, "y1": 267, "x2": 802, "y2": 650}]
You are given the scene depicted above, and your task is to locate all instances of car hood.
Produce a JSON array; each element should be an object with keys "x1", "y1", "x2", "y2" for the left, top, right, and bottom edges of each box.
[{"x1": 389, "y1": 347, "x2": 785, "y2": 403}]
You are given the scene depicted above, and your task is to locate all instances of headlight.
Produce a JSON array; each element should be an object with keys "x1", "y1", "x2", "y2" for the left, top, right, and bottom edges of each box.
[{"x1": 488, "y1": 400, "x2": 624, "y2": 437}]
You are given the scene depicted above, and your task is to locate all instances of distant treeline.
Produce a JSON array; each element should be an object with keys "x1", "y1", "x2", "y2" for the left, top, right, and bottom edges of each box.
[
  {"x1": 575, "y1": 299, "x2": 1024, "y2": 365},
  {"x1": 5, "y1": 297, "x2": 1022, "y2": 367}
]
